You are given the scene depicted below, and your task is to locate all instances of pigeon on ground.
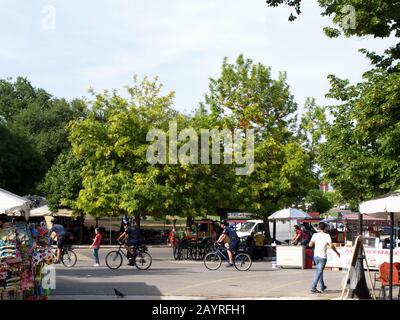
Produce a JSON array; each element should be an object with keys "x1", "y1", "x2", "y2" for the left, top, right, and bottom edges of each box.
[{"x1": 114, "y1": 288, "x2": 125, "y2": 298}]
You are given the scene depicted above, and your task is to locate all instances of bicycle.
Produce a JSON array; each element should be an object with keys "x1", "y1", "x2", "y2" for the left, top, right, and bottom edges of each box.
[
  {"x1": 53, "y1": 244, "x2": 77, "y2": 267},
  {"x1": 105, "y1": 242, "x2": 152, "y2": 270},
  {"x1": 204, "y1": 243, "x2": 252, "y2": 271}
]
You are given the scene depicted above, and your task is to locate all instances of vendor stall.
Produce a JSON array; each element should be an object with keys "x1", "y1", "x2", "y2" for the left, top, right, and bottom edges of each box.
[
  {"x1": 341, "y1": 213, "x2": 390, "y2": 243},
  {"x1": 276, "y1": 245, "x2": 305, "y2": 269},
  {"x1": 269, "y1": 208, "x2": 312, "y2": 268},
  {"x1": 0, "y1": 219, "x2": 54, "y2": 300}
]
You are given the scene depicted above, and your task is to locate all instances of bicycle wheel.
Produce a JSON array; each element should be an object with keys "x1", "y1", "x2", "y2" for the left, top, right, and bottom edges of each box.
[
  {"x1": 204, "y1": 252, "x2": 222, "y2": 270},
  {"x1": 105, "y1": 251, "x2": 123, "y2": 270},
  {"x1": 234, "y1": 253, "x2": 252, "y2": 271},
  {"x1": 61, "y1": 249, "x2": 77, "y2": 267},
  {"x1": 135, "y1": 252, "x2": 152, "y2": 270}
]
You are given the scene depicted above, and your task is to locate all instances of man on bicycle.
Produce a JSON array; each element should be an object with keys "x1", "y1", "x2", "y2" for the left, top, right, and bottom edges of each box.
[
  {"x1": 217, "y1": 220, "x2": 240, "y2": 267},
  {"x1": 49, "y1": 219, "x2": 71, "y2": 264},
  {"x1": 116, "y1": 220, "x2": 143, "y2": 265}
]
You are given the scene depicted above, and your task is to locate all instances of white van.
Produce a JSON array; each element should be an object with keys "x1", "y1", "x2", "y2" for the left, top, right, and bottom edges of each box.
[{"x1": 236, "y1": 219, "x2": 295, "y2": 243}]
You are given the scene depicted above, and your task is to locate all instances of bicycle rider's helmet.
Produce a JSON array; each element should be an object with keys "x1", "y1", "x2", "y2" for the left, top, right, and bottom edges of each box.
[{"x1": 221, "y1": 220, "x2": 229, "y2": 227}]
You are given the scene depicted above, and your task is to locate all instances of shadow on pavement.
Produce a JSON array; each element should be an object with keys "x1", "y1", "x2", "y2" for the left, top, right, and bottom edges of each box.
[{"x1": 52, "y1": 281, "x2": 162, "y2": 298}]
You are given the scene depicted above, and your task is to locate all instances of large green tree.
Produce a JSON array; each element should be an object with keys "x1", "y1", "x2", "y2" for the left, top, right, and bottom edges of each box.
[
  {"x1": 265, "y1": 0, "x2": 400, "y2": 69},
  {"x1": 0, "y1": 124, "x2": 46, "y2": 194},
  {"x1": 0, "y1": 77, "x2": 87, "y2": 194},
  {"x1": 201, "y1": 55, "x2": 317, "y2": 241},
  {"x1": 318, "y1": 67, "x2": 400, "y2": 202},
  {"x1": 41, "y1": 151, "x2": 83, "y2": 212},
  {"x1": 69, "y1": 77, "x2": 179, "y2": 225}
]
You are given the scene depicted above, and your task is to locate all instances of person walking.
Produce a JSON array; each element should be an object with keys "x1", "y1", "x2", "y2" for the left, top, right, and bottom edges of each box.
[
  {"x1": 308, "y1": 222, "x2": 341, "y2": 293},
  {"x1": 90, "y1": 228, "x2": 102, "y2": 267}
]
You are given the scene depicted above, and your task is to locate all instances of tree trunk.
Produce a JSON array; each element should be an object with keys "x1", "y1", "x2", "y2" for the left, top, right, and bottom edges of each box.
[
  {"x1": 186, "y1": 216, "x2": 193, "y2": 228},
  {"x1": 216, "y1": 208, "x2": 230, "y2": 221},
  {"x1": 79, "y1": 212, "x2": 84, "y2": 245},
  {"x1": 135, "y1": 214, "x2": 141, "y2": 229}
]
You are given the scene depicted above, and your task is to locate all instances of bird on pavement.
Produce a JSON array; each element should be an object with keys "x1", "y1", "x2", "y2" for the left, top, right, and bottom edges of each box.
[{"x1": 114, "y1": 288, "x2": 125, "y2": 298}]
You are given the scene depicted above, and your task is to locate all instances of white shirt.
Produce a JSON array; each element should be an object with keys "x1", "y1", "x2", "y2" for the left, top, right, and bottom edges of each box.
[{"x1": 310, "y1": 232, "x2": 332, "y2": 259}]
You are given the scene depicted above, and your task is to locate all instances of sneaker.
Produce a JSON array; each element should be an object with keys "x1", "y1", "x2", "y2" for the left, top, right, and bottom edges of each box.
[
  {"x1": 310, "y1": 289, "x2": 322, "y2": 294},
  {"x1": 321, "y1": 285, "x2": 327, "y2": 292},
  {"x1": 93, "y1": 263, "x2": 100, "y2": 267},
  {"x1": 226, "y1": 263, "x2": 234, "y2": 268}
]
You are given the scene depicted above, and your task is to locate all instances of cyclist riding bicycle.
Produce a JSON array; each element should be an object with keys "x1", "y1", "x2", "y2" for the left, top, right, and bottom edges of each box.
[
  {"x1": 216, "y1": 220, "x2": 240, "y2": 267},
  {"x1": 49, "y1": 219, "x2": 71, "y2": 264},
  {"x1": 116, "y1": 220, "x2": 143, "y2": 265}
]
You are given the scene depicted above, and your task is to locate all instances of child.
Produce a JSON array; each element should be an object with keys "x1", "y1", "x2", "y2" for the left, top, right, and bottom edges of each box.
[{"x1": 90, "y1": 228, "x2": 102, "y2": 267}]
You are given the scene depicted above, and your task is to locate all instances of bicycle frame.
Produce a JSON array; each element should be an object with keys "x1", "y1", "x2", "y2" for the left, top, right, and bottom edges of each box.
[
  {"x1": 115, "y1": 243, "x2": 146, "y2": 259},
  {"x1": 213, "y1": 244, "x2": 231, "y2": 262}
]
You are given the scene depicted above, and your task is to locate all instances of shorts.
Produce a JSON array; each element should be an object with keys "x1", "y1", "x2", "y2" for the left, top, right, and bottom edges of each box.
[
  {"x1": 228, "y1": 239, "x2": 240, "y2": 251},
  {"x1": 127, "y1": 239, "x2": 142, "y2": 247},
  {"x1": 57, "y1": 237, "x2": 65, "y2": 249}
]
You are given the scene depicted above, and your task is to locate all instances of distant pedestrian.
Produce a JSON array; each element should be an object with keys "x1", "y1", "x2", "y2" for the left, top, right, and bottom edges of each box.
[
  {"x1": 308, "y1": 222, "x2": 340, "y2": 293},
  {"x1": 90, "y1": 228, "x2": 102, "y2": 267},
  {"x1": 245, "y1": 232, "x2": 256, "y2": 258}
]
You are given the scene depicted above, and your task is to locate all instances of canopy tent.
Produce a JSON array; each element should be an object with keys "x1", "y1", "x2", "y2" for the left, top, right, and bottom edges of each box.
[
  {"x1": 268, "y1": 208, "x2": 312, "y2": 240},
  {"x1": 30, "y1": 205, "x2": 52, "y2": 217},
  {"x1": 30, "y1": 206, "x2": 75, "y2": 218},
  {"x1": 0, "y1": 188, "x2": 30, "y2": 220},
  {"x1": 359, "y1": 189, "x2": 400, "y2": 300}
]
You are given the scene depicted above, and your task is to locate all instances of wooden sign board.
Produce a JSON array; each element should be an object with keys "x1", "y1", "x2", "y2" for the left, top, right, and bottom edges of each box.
[{"x1": 340, "y1": 236, "x2": 376, "y2": 299}]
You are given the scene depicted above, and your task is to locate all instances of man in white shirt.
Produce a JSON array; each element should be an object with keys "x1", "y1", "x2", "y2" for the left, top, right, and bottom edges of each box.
[{"x1": 308, "y1": 222, "x2": 340, "y2": 293}]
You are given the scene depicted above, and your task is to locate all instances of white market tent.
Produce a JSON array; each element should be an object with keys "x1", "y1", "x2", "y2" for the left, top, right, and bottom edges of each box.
[
  {"x1": 0, "y1": 188, "x2": 30, "y2": 220},
  {"x1": 268, "y1": 208, "x2": 312, "y2": 240},
  {"x1": 30, "y1": 205, "x2": 53, "y2": 217},
  {"x1": 359, "y1": 190, "x2": 400, "y2": 219},
  {"x1": 359, "y1": 189, "x2": 400, "y2": 300}
]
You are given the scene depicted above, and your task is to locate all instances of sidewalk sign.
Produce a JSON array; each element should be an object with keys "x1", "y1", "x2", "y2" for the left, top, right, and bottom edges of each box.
[{"x1": 340, "y1": 236, "x2": 376, "y2": 299}]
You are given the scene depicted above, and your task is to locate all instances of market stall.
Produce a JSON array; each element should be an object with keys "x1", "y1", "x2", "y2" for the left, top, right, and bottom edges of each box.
[
  {"x1": 359, "y1": 190, "x2": 400, "y2": 300},
  {"x1": 0, "y1": 188, "x2": 30, "y2": 220},
  {"x1": 269, "y1": 208, "x2": 312, "y2": 269},
  {"x1": 341, "y1": 213, "x2": 390, "y2": 244},
  {"x1": 0, "y1": 219, "x2": 54, "y2": 300}
]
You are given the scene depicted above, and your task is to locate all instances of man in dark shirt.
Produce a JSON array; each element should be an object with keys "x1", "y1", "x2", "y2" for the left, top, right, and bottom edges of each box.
[
  {"x1": 217, "y1": 220, "x2": 240, "y2": 267},
  {"x1": 49, "y1": 219, "x2": 68, "y2": 263},
  {"x1": 245, "y1": 232, "x2": 256, "y2": 257},
  {"x1": 117, "y1": 221, "x2": 143, "y2": 265}
]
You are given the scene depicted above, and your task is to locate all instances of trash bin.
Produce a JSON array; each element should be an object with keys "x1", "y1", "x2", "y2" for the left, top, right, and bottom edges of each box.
[{"x1": 305, "y1": 248, "x2": 314, "y2": 269}]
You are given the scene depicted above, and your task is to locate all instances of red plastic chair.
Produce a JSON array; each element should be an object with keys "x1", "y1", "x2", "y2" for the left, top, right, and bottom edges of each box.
[{"x1": 374, "y1": 262, "x2": 400, "y2": 299}]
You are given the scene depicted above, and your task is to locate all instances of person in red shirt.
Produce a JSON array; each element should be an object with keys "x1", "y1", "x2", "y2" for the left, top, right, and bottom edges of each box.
[
  {"x1": 90, "y1": 228, "x2": 102, "y2": 267},
  {"x1": 291, "y1": 225, "x2": 303, "y2": 245}
]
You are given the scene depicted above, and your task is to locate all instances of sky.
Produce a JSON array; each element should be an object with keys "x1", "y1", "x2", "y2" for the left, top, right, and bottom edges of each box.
[{"x1": 0, "y1": 0, "x2": 395, "y2": 115}]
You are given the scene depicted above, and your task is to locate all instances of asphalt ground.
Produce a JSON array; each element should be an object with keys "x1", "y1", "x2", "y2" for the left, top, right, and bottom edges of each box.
[{"x1": 48, "y1": 247, "x2": 363, "y2": 300}]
